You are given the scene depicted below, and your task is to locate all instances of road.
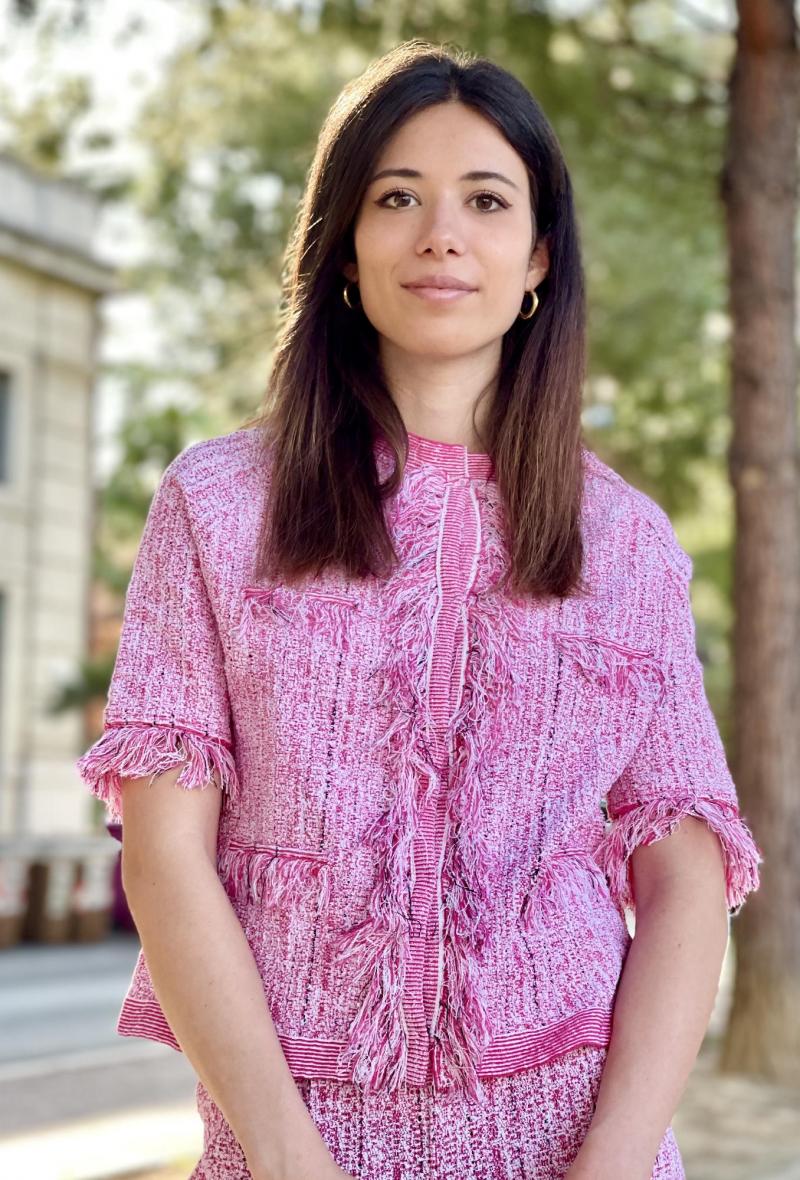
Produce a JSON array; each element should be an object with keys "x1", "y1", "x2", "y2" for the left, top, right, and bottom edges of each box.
[
  {"x1": 1, "y1": 928, "x2": 798, "y2": 1180},
  {"x1": 0, "y1": 931, "x2": 202, "y2": 1178}
]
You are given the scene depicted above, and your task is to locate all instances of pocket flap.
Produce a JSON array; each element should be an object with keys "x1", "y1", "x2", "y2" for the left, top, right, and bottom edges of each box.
[{"x1": 553, "y1": 630, "x2": 665, "y2": 701}]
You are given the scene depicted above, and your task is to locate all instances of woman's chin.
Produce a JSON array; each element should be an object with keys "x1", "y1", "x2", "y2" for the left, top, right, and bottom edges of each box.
[{"x1": 387, "y1": 329, "x2": 486, "y2": 359}]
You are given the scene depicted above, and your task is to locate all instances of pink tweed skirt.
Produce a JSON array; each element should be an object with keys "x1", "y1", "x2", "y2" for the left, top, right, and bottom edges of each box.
[{"x1": 189, "y1": 1044, "x2": 686, "y2": 1179}]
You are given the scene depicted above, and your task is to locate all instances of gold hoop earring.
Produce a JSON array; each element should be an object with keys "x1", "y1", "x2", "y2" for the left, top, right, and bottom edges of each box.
[
  {"x1": 343, "y1": 280, "x2": 360, "y2": 310},
  {"x1": 519, "y1": 289, "x2": 539, "y2": 320}
]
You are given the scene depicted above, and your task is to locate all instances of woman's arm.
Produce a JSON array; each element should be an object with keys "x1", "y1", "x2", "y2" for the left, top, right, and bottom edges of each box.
[
  {"x1": 120, "y1": 767, "x2": 353, "y2": 1180},
  {"x1": 566, "y1": 815, "x2": 730, "y2": 1180}
]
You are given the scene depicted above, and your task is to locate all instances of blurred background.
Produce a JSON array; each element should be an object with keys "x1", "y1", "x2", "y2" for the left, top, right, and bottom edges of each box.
[{"x1": 0, "y1": 1, "x2": 797, "y2": 1177}]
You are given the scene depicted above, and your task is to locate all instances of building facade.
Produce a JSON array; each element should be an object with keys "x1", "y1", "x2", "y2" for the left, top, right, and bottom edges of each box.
[{"x1": 0, "y1": 151, "x2": 116, "y2": 835}]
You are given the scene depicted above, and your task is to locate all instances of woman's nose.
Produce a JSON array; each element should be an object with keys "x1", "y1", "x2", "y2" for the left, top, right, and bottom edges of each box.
[{"x1": 414, "y1": 200, "x2": 467, "y2": 255}]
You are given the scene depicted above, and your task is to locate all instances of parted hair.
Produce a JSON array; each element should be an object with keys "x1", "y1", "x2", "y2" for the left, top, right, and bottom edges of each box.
[{"x1": 241, "y1": 37, "x2": 588, "y2": 599}]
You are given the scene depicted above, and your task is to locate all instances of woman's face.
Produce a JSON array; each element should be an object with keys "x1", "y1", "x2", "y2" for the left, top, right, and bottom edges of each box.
[{"x1": 344, "y1": 100, "x2": 549, "y2": 361}]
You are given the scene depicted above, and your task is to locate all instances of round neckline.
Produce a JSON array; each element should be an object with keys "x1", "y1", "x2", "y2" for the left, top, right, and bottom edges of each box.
[{"x1": 375, "y1": 428, "x2": 495, "y2": 481}]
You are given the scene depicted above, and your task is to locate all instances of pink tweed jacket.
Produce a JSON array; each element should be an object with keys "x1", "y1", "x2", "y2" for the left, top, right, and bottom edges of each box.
[{"x1": 76, "y1": 426, "x2": 762, "y2": 1104}]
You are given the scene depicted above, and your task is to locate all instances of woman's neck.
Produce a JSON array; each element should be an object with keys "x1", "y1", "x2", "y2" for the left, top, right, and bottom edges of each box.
[{"x1": 379, "y1": 339, "x2": 499, "y2": 452}]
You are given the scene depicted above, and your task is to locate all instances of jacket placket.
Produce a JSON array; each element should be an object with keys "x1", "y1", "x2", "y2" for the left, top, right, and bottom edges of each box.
[
  {"x1": 334, "y1": 465, "x2": 519, "y2": 1100},
  {"x1": 410, "y1": 476, "x2": 486, "y2": 1093}
]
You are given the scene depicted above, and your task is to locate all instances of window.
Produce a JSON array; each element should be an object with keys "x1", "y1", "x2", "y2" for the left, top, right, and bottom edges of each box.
[{"x1": 0, "y1": 371, "x2": 9, "y2": 484}]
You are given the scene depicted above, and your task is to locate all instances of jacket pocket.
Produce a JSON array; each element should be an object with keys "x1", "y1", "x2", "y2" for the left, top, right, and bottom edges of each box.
[
  {"x1": 236, "y1": 584, "x2": 361, "y2": 647},
  {"x1": 552, "y1": 630, "x2": 666, "y2": 703},
  {"x1": 218, "y1": 839, "x2": 331, "y2": 910},
  {"x1": 514, "y1": 842, "x2": 629, "y2": 1021},
  {"x1": 519, "y1": 845, "x2": 610, "y2": 936}
]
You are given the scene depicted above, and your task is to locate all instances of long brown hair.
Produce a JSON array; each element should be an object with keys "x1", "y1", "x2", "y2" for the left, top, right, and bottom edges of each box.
[{"x1": 241, "y1": 38, "x2": 589, "y2": 600}]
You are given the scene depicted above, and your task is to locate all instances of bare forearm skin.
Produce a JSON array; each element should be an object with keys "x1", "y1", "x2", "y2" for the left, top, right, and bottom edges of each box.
[
  {"x1": 571, "y1": 881, "x2": 729, "y2": 1178},
  {"x1": 122, "y1": 848, "x2": 336, "y2": 1179}
]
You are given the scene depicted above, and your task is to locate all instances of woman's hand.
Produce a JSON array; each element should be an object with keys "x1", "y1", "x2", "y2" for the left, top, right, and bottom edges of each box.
[
  {"x1": 564, "y1": 1161, "x2": 610, "y2": 1180},
  {"x1": 563, "y1": 1138, "x2": 654, "y2": 1180},
  {"x1": 250, "y1": 1166, "x2": 354, "y2": 1180},
  {"x1": 564, "y1": 1161, "x2": 644, "y2": 1180},
  {"x1": 246, "y1": 1125, "x2": 356, "y2": 1180},
  {"x1": 241, "y1": 1073, "x2": 359, "y2": 1180},
  {"x1": 249, "y1": 1155, "x2": 355, "y2": 1180}
]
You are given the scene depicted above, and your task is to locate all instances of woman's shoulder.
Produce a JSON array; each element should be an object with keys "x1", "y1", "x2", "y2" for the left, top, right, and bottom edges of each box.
[
  {"x1": 581, "y1": 444, "x2": 693, "y2": 582},
  {"x1": 147, "y1": 427, "x2": 272, "y2": 553},
  {"x1": 166, "y1": 425, "x2": 267, "y2": 490}
]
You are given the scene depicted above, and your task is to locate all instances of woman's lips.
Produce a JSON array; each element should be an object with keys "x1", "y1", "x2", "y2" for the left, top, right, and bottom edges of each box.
[{"x1": 402, "y1": 285, "x2": 477, "y2": 302}]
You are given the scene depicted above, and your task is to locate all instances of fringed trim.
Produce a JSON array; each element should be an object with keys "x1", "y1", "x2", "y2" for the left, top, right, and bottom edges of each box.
[
  {"x1": 75, "y1": 721, "x2": 239, "y2": 826},
  {"x1": 520, "y1": 847, "x2": 609, "y2": 935},
  {"x1": 217, "y1": 840, "x2": 330, "y2": 910},
  {"x1": 430, "y1": 589, "x2": 526, "y2": 1103},
  {"x1": 553, "y1": 631, "x2": 666, "y2": 702},
  {"x1": 470, "y1": 483, "x2": 513, "y2": 597},
  {"x1": 237, "y1": 586, "x2": 281, "y2": 637},
  {"x1": 596, "y1": 795, "x2": 764, "y2": 916},
  {"x1": 333, "y1": 479, "x2": 444, "y2": 1094},
  {"x1": 237, "y1": 585, "x2": 359, "y2": 649},
  {"x1": 331, "y1": 913, "x2": 412, "y2": 1093}
]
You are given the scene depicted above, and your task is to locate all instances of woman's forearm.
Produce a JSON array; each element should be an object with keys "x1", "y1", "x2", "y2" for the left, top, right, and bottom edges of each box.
[
  {"x1": 570, "y1": 882, "x2": 730, "y2": 1179},
  {"x1": 122, "y1": 847, "x2": 336, "y2": 1180}
]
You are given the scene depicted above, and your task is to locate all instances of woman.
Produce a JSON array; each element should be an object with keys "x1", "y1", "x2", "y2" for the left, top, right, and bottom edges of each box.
[{"x1": 77, "y1": 38, "x2": 762, "y2": 1180}]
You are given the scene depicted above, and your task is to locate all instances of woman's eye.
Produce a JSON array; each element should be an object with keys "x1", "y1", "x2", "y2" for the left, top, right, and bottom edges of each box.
[
  {"x1": 375, "y1": 188, "x2": 508, "y2": 212},
  {"x1": 378, "y1": 188, "x2": 416, "y2": 209},
  {"x1": 472, "y1": 191, "x2": 507, "y2": 212}
]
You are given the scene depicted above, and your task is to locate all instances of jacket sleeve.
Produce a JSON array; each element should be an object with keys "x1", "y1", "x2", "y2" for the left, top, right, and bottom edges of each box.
[
  {"x1": 596, "y1": 540, "x2": 763, "y2": 920},
  {"x1": 75, "y1": 456, "x2": 239, "y2": 826}
]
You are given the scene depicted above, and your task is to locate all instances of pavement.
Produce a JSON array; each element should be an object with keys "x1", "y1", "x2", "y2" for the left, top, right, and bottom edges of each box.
[
  {"x1": 0, "y1": 933, "x2": 201, "y2": 1178},
  {"x1": 673, "y1": 1045, "x2": 800, "y2": 1180},
  {"x1": 670, "y1": 933, "x2": 800, "y2": 1180},
  {"x1": 0, "y1": 929, "x2": 797, "y2": 1179}
]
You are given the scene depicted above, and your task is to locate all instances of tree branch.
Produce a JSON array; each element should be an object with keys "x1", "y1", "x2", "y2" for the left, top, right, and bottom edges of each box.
[{"x1": 561, "y1": 15, "x2": 725, "y2": 91}]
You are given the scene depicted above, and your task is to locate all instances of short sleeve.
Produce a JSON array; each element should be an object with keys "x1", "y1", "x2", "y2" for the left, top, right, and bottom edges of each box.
[
  {"x1": 76, "y1": 457, "x2": 239, "y2": 826},
  {"x1": 596, "y1": 545, "x2": 763, "y2": 920}
]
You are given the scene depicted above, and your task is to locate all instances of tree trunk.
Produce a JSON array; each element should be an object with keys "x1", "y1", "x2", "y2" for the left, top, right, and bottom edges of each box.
[{"x1": 719, "y1": 0, "x2": 800, "y2": 1083}]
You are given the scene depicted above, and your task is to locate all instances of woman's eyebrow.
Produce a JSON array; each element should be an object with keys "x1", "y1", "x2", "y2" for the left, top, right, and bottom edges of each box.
[{"x1": 368, "y1": 167, "x2": 520, "y2": 191}]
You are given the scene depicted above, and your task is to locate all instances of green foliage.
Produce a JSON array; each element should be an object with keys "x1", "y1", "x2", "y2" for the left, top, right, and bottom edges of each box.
[
  {"x1": 122, "y1": 2, "x2": 736, "y2": 518},
  {"x1": 5, "y1": 1, "x2": 737, "y2": 513},
  {"x1": 1, "y1": 0, "x2": 741, "y2": 719}
]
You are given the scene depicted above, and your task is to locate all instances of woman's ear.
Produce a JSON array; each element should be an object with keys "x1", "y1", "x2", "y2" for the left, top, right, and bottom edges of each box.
[{"x1": 527, "y1": 236, "x2": 550, "y2": 287}]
